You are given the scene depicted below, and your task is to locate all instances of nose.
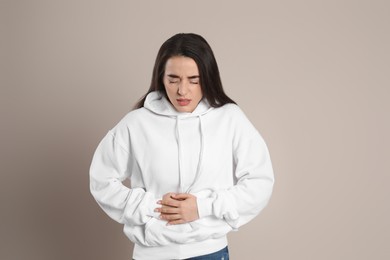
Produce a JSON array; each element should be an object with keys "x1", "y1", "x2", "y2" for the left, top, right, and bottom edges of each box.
[{"x1": 177, "y1": 81, "x2": 189, "y2": 96}]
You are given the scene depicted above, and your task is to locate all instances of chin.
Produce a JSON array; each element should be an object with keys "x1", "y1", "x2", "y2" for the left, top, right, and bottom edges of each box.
[{"x1": 176, "y1": 106, "x2": 193, "y2": 113}]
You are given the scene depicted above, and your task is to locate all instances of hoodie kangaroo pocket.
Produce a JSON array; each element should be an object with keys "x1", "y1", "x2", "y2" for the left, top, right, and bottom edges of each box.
[{"x1": 144, "y1": 218, "x2": 194, "y2": 246}]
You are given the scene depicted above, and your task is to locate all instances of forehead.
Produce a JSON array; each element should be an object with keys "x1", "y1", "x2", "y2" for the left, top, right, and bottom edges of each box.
[{"x1": 164, "y1": 56, "x2": 199, "y2": 75}]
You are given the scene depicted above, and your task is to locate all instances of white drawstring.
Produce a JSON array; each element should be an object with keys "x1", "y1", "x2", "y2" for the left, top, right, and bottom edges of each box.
[
  {"x1": 175, "y1": 115, "x2": 205, "y2": 194},
  {"x1": 186, "y1": 115, "x2": 204, "y2": 193},
  {"x1": 175, "y1": 117, "x2": 184, "y2": 193}
]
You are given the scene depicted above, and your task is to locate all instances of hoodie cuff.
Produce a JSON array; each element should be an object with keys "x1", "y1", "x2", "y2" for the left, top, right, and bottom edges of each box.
[
  {"x1": 144, "y1": 192, "x2": 161, "y2": 219},
  {"x1": 196, "y1": 197, "x2": 214, "y2": 218}
]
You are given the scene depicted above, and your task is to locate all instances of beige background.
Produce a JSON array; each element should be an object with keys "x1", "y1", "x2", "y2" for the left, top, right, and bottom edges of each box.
[{"x1": 1, "y1": 0, "x2": 389, "y2": 259}]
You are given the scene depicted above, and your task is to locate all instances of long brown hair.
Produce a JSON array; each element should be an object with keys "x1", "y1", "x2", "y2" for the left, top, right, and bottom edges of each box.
[{"x1": 134, "y1": 33, "x2": 235, "y2": 109}]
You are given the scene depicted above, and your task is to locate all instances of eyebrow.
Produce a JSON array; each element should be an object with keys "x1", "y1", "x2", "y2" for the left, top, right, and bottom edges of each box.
[{"x1": 167, "y1": 74, "x2": 200, "y2": 79}]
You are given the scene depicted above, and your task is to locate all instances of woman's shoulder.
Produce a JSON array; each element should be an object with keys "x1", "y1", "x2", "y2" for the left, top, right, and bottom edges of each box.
[
  {"x1": 214, "y1": 103, "x2": 246, "y2": 119},
  {"x1": 121, "y1": 107, "x2": 149, "y2": 121},
  {"x1": 110, "y1": 107, "x2": 149, "y2": 131},
  {"x1": 214, "y1": 103, "x2": 260, "y2": 133}
]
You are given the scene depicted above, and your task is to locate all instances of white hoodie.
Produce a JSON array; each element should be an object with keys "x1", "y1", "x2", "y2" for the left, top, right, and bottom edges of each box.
[{"x1": 90, "y1": 91, "x2": 274, "y2": 260}]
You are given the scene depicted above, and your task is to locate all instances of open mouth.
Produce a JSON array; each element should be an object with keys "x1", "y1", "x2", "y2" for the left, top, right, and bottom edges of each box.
[{"x1": 177, "y1": 99, "x2": 191, "y2": 106}]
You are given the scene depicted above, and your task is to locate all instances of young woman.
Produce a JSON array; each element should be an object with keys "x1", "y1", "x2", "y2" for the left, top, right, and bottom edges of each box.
[{"x1": 90, "y1": 33, "x2": 274, "y2": 260}]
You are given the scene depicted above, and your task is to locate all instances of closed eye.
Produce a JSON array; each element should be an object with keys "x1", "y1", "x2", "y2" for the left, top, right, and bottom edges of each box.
[
  {"x1": 167, "y1": 74, "x2": 180, "y2": 84},
  {"x1": 188, "y1": 76, "x2": 200, "y2": 84}
]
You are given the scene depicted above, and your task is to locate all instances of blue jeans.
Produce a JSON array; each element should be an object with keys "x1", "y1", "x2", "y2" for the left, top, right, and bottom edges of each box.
[{"x1": 185, "y1": 246, "x2": 229, "y2": 260}]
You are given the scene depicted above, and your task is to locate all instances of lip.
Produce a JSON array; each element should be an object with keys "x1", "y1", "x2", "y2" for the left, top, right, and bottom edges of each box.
[{"x1": 176, "y1": 98, "x2": 191, "y2": 106}]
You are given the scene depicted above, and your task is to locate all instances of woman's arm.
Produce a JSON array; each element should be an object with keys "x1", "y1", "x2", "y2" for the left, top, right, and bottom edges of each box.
[
  {"x1": 89, "y1": 131, "x2": 159, "y2": 226},
  {"x1": 197, "y1": 107, "x2": 274, "y2": 229}
]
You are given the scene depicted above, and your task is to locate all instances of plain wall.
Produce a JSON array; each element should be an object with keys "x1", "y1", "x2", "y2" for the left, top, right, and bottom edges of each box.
[{"x1": 1, "y1": 0, "x2": 389, "y2": 259}]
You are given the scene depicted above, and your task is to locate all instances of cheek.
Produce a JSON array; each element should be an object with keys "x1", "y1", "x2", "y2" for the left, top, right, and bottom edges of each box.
[
  {"x1": 163, "y1": 82, "x2": 173, "y2": 95},
  {"x1": 196, "y1": 86, "x2": 203, "y2": 99},
  {"x1": 164, "y1": 84, "x2": 178, "y2": 104},
  {"x1": 163, "y1": 80, "x2": 168, "y2": 91}
]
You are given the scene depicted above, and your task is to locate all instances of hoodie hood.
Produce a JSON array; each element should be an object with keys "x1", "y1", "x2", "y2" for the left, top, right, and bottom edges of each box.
[
  {"x1": 143, "y1": 91, "x2": 213, "y2": 193},
  {"x1": 144, "y1": 91, "x2": 213, "y2": 117}
]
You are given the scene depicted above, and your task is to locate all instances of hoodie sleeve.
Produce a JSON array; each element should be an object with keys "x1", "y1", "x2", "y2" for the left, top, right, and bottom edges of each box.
[
  {"x1": 196, "y1": 106, "x2": 274, "y2": 229},
  {"x1": 89, "y1": 130, "x2": 159, "y2": 226}
]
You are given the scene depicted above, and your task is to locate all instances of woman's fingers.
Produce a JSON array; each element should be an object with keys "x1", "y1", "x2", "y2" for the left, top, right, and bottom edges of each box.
[
  {"x1": 159, "y1": 213, "x2": 181, "y2": 221},
  {"x1": 171, "y1": 193, "x2": 191, "y2": 200},
  {"x1": 160, "y1": 194, "x2": 181, "y2": 207},
  {"x1": 167, "y1": 219, "x2": 185, "y2": 225},
  {"x1": 157, "y1": 206, "x2": 179, "y2": 214},
  {"x1": 155, "y1": 192, "x2": 199, "y2": 225}
]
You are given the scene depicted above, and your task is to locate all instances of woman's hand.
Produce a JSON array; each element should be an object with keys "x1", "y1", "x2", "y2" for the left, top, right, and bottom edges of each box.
[{"x1": 155, "y1": 193, "x2": 199, "y2": 225}]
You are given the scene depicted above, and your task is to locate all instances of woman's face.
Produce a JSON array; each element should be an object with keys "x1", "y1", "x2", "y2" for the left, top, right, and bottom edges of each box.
[{"x1": 163, "y1": 56, "x2": 203, "y2": 113}]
